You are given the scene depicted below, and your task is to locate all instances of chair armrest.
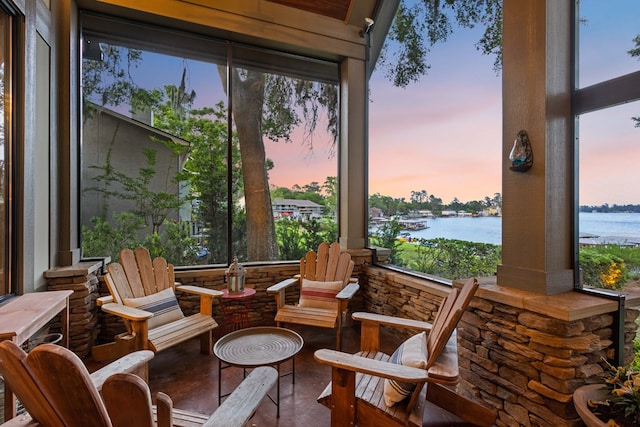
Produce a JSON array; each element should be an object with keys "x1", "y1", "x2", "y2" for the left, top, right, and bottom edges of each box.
[
  {"x1": 0, "y1": 414, "x2": 39, "y2": 427},
  {"x1": 203, "y1": 366, "x2": 278, "y2": 427},
  {"x1": 352, "y1": 312, "x2": 433, "y2": 333},
  {"x1": 90, "y1": 350, "x2": 154, "y2": 392},
  {"x1": 100, "y1": 303, "x2": 153, "y2": 322},
  {"x1": 336, "y1": 283, "x2": 359, "y2": 300},
  {"x1": 96, "y1": 295, "x2": 114, "y2": 306},
  {"x1": 314, "y1": 349, "x2": 429, "y2": 383},
  {"x1": 175, "y1": 285, "x2": 223, "y2": 298},
  {"x1": 266, "y1": 277, "x2": 298, "y2": 294}
]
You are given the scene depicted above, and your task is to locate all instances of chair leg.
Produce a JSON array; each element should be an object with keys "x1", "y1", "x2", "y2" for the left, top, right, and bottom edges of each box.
[
  {"x1": 330, "y1": 367, "x2": 356, "y2": 427},
  {"x1": 200, "y1": 330, "x2": 213, "y2": 355},
  {"x1": 91, "y1": 333, "x2": 137, "y2": 362}
]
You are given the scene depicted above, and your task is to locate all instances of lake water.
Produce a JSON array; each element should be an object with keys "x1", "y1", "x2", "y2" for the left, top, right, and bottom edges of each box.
[{"x1": 399, "y1": 212, "x2": 640, "y2": 245}]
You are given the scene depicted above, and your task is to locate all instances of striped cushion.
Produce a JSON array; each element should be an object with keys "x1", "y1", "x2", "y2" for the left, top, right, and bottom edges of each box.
[
  {"x1": 298, "y1": 279, "x2": 343, "y2": 310},
  {"x1": 383, "y1": 332, "x2": 428, "y2": 406},
  {"x1": 123, "y1": 287, "x2": 184, "y2": 329}
]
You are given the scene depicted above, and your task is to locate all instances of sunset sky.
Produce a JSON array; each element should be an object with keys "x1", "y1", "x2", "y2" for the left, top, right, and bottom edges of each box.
[
  {"x1": 104, "y1": 1, "x2": 639, "y2": 206},
  {"x1": 266, "y1": 0, "x2": 640, "y2": 206}
]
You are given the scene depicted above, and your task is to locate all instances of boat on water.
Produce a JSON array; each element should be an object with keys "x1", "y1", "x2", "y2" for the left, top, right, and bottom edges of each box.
[{"x1": 399, "y1": 218, "x2": 429, "y2": 230}]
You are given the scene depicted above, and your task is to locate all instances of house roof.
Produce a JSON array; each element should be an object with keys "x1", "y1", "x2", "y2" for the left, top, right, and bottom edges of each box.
[
  {"x1": 88, "y1": 103, "x2": 191, "y2": 148},
  {"x1": 274, "y1": 198, "x2": 322, "y2": 208}
]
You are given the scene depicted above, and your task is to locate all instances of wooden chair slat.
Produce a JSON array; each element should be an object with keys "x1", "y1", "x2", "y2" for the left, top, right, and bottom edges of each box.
[
  {"x1": 134, "y1": 247, "x2": 157, "y2": 295},
  {"x1": 305, "y1": 250, "x2": 318, "y2": 280},
  {"x1": 120, "y1": 249, "x2": 145, "y2": 296},
  {"x1": 426, "y1": 287, "x2": 458, "y2": 356},
  {"x1": 107, "y1": 262, "x2": 141, "y2": 300},
  {"x1": 152, "y1": 257, "x2": 170, "y2": 291},
  {"x1": 314, "y1": 241, "x2": 330, "y2": 280},
  {"x1": 103, "y1": 373, "x2": 155, "y2": 427},
  {"x1": 427, "y1": 280, "x2": 477, "y2": 369},
  {"x1": 335, "y1": 253, "x2": 353, "y2": 285},
  {"x1": 323, "y1": 242, "x2": 341, "y2": 281}
]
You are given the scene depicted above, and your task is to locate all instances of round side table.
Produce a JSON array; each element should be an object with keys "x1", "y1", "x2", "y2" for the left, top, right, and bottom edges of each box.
[
  {"x1": 214, "y1": 326, "x2": 304, "y2": 417},
  {"x1": 219, "y1": 287, "x2": 256, "y2": 334}
]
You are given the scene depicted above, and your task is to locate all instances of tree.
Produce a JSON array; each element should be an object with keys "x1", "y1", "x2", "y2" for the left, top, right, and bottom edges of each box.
[
  {"x1": 217, "y1": 68, "x2": 338, "y2": 261},
  {"x1": 379, "y1": 0, "x2": 503, "y2": 88}
]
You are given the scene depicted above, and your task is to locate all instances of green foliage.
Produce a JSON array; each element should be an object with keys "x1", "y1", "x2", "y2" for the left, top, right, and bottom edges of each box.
[
  {"x1": 400, "y1": 238, "x2": 501, "y2": 280},
  {"x1": 369, "y1": 218, "x2": 403, "y2": 265},
  {"x1": 274, "y1": 216, "x2": 338, "y2": 260},
  {"x1": 275, "y1": 218, "x2": 306, "y2": 260},
  {"x1": 82, "y1": 213, "x2": 144, "y2": 262},
  {"x1": 142, "y1": 221, "x2": 198, "y2": 265},
  {"x1": 579, "y1": 248, "x2": 628, "y2": 289},
  {"x1": 82, "y1": 212, "x2": 198, "y2": 265}
]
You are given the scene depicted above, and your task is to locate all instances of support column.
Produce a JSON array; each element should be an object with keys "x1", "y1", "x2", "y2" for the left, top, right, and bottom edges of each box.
[
  {"x1": 54, "y1": 0, "x2": 81, "y2": 266},
  {"x1": 497, "y1": 0, "x2": 574, "y2": 294},
  {"x1": 338, "y1": 57, "x2": 367, "y2": 249}
]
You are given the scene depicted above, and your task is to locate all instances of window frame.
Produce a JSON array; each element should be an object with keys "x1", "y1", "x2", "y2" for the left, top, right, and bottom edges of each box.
[
  {"x1": 79, "y1": 12, "x2": 340, "y2": 267},
  {"x1": 572, "y1": 2, "x2": 640, "y2": 289},
  {"x1": 0, "y1": 1, "x2": 20, "y2": 303}
]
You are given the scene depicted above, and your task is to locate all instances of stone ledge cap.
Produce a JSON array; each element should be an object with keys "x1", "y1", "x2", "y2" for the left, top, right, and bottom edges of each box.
[{"x1": 476, "y1": 278, "x2": 632, "y2": 321}]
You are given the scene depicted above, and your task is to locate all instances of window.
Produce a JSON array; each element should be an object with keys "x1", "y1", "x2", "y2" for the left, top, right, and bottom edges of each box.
[
  {"x1": 574, "y1": 0, "x2": 640, "y2": 290},
  {"x1": 0, "y1": 4, "x2": 16, "y2": 302},
  {"x1": 80, "y1": 14, "x2": 339, "y2": 266},
  {"x1": 368, "y1": 9, "x2": 502, "y2": 281}
]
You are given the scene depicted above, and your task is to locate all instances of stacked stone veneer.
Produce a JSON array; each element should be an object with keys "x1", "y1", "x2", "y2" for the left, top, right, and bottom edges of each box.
[
  {"x1": 458, "y1": 298, "x2": 640, "y2": 426},
  {"x1": 44, "y1": 260, "x2": 104, "y2": 357}
]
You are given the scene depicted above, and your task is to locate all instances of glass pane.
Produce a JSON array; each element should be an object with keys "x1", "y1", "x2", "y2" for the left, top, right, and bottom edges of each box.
[
  {"x1": 231, "y1": 45, "x2": 338, "y2": 262},
  {"x1": 578, "y1": 100, "x2": 640, "y2": 289},
  {"x1": 81, "y1": 31, "x2": 229, "y2": 266},
  {"x1": 577, "y1": 0, "x2": 640, "y2": 88},
  {"x1": 368, "y1": 23, "x2": 502, "y2": 280}
]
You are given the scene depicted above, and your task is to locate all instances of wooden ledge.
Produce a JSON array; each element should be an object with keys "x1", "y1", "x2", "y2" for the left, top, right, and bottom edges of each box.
[{"x1": 474, "y1": 277, "x2": 640, "y2": 321}]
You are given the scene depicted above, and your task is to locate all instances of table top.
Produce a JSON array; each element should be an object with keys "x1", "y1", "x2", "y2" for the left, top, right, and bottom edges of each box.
[
  {"x1": 221, "y1": 287, "x2": 256, "y2": 300},
  {"x1": 0, "y1": 290, "x2": 73, "y2": 343},
  {"x1": 214, "y1": 326, "x2": 303, "y2": 367}
]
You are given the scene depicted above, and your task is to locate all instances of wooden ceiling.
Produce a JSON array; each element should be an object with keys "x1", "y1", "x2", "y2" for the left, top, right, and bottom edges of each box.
[{"x1": 267, "y1": 0, "x2": 354, "y2": 22}]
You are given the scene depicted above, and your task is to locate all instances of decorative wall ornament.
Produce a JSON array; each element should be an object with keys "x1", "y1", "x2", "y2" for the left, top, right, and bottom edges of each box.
[{"x1": 509, "y1": 130, "x2": 533, "y2": 172}]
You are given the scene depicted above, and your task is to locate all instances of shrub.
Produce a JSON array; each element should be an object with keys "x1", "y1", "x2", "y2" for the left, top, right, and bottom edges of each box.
[{"x1": 579, "y1": 248, "x2": 628, "y2": 289}]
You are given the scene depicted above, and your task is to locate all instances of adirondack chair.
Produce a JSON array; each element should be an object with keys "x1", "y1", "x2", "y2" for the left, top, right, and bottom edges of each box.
[
  {"x1": 314, "y1": 278, "x2": 496, "y2": 427},
  {"x1": 92, "y1": 247, "x2": 222, "y2": 362},
  {"x1": 0, "y1": 340, "x2": 278, "y2": 427},
  {"x1": 266, "y1": 242, "x2": 359, "y2": 350}
]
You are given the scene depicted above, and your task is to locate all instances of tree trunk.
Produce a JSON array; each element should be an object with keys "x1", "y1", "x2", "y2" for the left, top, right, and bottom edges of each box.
[{"x1": 219, "y1": 66, "x2": 278, "y2": 261}]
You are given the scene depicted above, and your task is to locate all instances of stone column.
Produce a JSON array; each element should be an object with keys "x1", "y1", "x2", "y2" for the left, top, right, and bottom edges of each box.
[{"x1": 44, "y1": 260, "x2": 105, "y2": 357}]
